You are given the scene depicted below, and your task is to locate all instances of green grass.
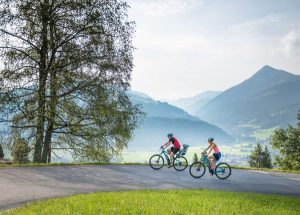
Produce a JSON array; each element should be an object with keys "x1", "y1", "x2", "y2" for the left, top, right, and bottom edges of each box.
[
  {"x1": 231, "y1": 165, "x2": 300, "y2": 173},
  {"x1": 3, "y1": 190, "x2": 300, "y2": 215},
  {"x1": 0, "y1": 162, "x2": 147, "y2": 168}
]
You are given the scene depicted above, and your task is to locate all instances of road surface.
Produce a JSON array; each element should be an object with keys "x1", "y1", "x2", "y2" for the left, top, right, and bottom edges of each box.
[{"x1": 0, "y1": 165, "x2": 300, "y2": 211}]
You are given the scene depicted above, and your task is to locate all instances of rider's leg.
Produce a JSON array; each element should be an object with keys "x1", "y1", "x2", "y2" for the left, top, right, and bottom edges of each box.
[
  {"x1": 165, "y1": 148, "x2": 171, "y2": 165},
  {"x1": 168, "y1": 147, "x2": 175, "y2": 167},
  {"x1": 169, "y1": 151, "x2": 174, "y2": 167},
  {"x1": 208, "y1": 156, "x2": 216, "y2": 175},
  {"x1": 208, "y1": 156, "x2": 216, "y2": 168}
]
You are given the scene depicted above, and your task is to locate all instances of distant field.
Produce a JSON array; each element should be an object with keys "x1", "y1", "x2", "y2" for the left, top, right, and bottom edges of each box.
[
  {"x1": 250, "y1": 127, "x2": 278, "y2": 141},
  {"x1": 4, "y1": 190, "x2": 300, "y2": 215},
  {"x1": 123, "y1": 143, "x2": 254, "y2": 165},
  {"x1": 0, "y1": 143, "x2": 255, "y2": 167}
]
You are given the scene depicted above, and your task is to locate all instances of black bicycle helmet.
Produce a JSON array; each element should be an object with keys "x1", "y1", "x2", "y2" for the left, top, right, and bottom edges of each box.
[
  {"x1": 208, "y1": 137, "x2": 214, "y2": 142},
  {"x1": 167, "y1": 133, "x2": 173, "y2": 138}
]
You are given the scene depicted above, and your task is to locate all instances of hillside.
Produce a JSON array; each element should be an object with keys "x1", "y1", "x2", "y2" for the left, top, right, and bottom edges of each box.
[
  {"x1": 128, "y1": 91, "x2": 198, "y2": 121},
  {"x1": 168, "y1": 91, "x2": 221, "y2": 115},
  {"x1": 196, "y1": 65, "x2": 300, "y2": 141},
  {"x1": 128, "y1": 92, "x2": 234, "y2": 149}
]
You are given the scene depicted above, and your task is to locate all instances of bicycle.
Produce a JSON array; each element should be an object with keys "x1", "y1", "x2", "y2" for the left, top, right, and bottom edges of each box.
[
  {"x1": 149, "y1": 144, "x2": 190, "y2": 171},
  {"x1": 189, "y1": 152, "x2": 231, "y2": 179}
]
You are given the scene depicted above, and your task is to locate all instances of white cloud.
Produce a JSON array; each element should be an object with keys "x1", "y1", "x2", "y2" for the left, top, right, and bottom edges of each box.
[
  {"x1": 134, "y1": 31, "x2": 209, "y2": 53},
  {"x1": 228, "y1": 15, "x2": 281, "y2": 33},
  {"x1": 280, "y1": 28, "x2": 300, "y2": 57},
  {"x1": 128, "y1": 0, "x2": 203, "y2": 17},
  {"x1": 127, "y1": 1, "x2": 300, "y2": 99}
]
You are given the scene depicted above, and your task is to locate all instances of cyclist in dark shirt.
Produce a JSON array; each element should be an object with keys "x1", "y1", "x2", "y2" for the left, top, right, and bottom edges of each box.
[{"x1": 161, "y1": 133, "x2": 181, "y2": 168}]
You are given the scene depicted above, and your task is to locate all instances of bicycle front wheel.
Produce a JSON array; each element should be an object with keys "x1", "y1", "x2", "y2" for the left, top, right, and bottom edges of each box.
[
  {"x1": 173, "y1": 156, "x2": 188, "y2": 171},
  {"x1": 215, "y1": 162, "x2": 231, "y2": 179},
  {"x1": 189, "y1": 162, "x2": 206, "y2": 178},
  {"x1": 149, "y1": 154, "x2": 164, "y2": 170}
]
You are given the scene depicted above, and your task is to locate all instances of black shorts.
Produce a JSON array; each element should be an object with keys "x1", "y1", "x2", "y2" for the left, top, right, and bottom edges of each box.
[
  {"x1": 213, "y1": 152, "x2": 221, "y2": 161},
  {"x1": 171, "y1": 147, "x2": 180, "y2": 154}
]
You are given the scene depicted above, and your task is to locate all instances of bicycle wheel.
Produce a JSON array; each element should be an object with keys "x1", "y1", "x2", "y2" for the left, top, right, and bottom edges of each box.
[
  {"x1": 149, "y1": 154, "x2": 164, "y2": 170},
  {"x1": 215, "y1": 162, "x2": 231, "y2": 179},
  {"x1": 173, "y1": 156, "x2": 188, "y2": 171},
  {"x1": 189, "y1": 162, "x2": 206, "y2": 178}
]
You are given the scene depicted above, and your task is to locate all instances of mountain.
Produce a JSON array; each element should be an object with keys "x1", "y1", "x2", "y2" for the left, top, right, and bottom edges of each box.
[
  {"x1": 128, "y1": 91, "x2": 234, "y2": 150},
  {"x1": 196, "y1": 65, "x2": 300, "y2": 141},
  {"x1": 168, "y1": 91, "x2": 221, "y2": 115},
  {"x1": 129, "y1": 91, "x2": 198, "y2": 121}
]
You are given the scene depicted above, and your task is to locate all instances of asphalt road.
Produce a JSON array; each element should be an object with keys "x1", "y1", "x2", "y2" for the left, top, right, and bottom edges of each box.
[{"x1": 1, "y1": 165, "x2": 300, "y2": 211}]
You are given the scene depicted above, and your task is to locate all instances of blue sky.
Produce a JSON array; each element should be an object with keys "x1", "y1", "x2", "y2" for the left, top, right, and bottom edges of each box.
[{"x1": 127, "y1": 0, "x2": 300, "y2": 100}]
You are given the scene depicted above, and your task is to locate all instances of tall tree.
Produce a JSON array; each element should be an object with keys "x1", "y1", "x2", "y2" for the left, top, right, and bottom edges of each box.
[
  {"x1": 248, "y1": 143, "x2": 272, "y2": 168},
  {"x1": 271, "y1": 126, "x2": 300, "y2": 170},
  {"x1": 249, "y1": 143, "x2": 263, "y2": 168},
  {"x1": 261, "y1": 145, "x2": 272, "y2": 168},
  {"x1": 0, "y1": 0, "x2": 142, "y2": 163}
]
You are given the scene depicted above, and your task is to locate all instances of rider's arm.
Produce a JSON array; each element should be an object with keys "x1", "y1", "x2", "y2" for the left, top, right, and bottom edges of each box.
[
  {"x1": 207, "y1": 147, "x2": 212, "y2": 155},
  {"x1": 203, "y1": 145, "x2": 211, "y2": 153},
  {"x1": 161, "y1": 142, "x2": 171, "y2": 148},
  {"x1": 207, "y1": 143, "x2": 217, "y2": 155}
]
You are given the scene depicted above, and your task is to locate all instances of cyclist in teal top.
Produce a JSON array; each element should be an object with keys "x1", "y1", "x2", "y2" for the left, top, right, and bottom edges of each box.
[{"x1": 161, "y1": 133, "x2": 181, "y2": 168}]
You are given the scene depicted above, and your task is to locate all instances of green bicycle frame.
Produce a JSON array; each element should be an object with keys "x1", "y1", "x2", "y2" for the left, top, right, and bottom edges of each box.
[
  {"x1": 200, "y1": 154, "x2": 210, "y2": 167},
  {"x1": 160, "y1": 149, "x2": 170, "y2": 163},
  {"x1": 200, "y1": 154, "x2": 225, "y2": 174}
]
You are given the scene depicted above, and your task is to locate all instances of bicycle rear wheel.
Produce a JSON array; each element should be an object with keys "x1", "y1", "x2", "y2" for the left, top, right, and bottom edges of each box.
[
  {"x1": 173, "y1": 156, "x2": 188, "y2": 171},
  {"x1": 149, "y1": 154, "x2": 164, "y2": 170},
  {"x1": 215, "y1": 162, "x2": 231, "y2": 179},
  {"x1": 189, "y1": 162, "x2": 206, "y2": 178}
]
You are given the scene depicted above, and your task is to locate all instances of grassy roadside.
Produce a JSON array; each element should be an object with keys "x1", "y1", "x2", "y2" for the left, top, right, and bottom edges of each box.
[
  {"x1": 1, "y1": 162, "x2": 299, "y2": 174},
  {"x1": 0, "y1": 162, "x2": 147, "y2": 168},
  {"x1": 4, "y1": 189, "x2": 300, "y2": 215},
  {"x1": 231, "y1": 165, "x2": 300, "y2": 174}
]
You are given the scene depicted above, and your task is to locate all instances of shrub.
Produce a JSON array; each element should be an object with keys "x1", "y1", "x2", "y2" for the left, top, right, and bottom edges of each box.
[
  {"x1": 11, "y1": 138, "x2": 30, "y2": 164},
  {"x1": 0, "y1": 144, "x2": 4, "y2": 159},
  {"x1": 193, "y1": 153, "x2": 198, "y2": 163}
]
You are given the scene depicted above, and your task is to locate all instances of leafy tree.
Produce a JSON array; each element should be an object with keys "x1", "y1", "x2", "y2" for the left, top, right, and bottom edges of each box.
[
  {"x1": 261, "y1": 145, "x2": 272, "y2": 168},
  {"x1": 249, "y1": 143, "x2": 263, "y2": 168},
  {"x1": 248, "y1": 143, "x2": 272, "y2": 168},
  {"x1": 0, "y1": 0, "x2": 143, "y2": 163},
  {"x1": 297, "y1": 109, "x2": 300, "y2": 129},
  {"x1": 0, "y1": 144, "x2": 4, "y2": 159},
  {"x1": 271, "y1": 126, "x2": 300, "y2": 170},
  {"x1": 193, "y1": 153, "x2": 198, "y2": 163},
  {"x1": 11, "y1": 138, "x2": 30, "y2": 164}
]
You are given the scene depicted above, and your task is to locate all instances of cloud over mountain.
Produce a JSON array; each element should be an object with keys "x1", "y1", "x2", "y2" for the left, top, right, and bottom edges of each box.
[{"x1": 281, "y1": 28, "x2": 300, "y2": 57}]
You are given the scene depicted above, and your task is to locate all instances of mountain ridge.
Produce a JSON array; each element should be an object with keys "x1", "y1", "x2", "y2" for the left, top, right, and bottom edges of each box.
[
  {"x1": 195, "y1": 65, "x2": 300, "y2": 140},
  {"x1": 127, "y1": 91, "x2": 234, "y2": 149},
  {"x1": 167, "y1": 91, "x2": 221, "y2": 115}
]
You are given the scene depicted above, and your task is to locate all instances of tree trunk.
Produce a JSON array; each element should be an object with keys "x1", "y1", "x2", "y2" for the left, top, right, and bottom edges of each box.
[
  {"x1": 41, "y1": 70, "x2": 57, "y2": 163},
  {"x1": 33, "y1": 1, "x2": 49, "y2": 163},
  {"x1": 42, "y1": 15, "x2": 57, "y2": 164}
]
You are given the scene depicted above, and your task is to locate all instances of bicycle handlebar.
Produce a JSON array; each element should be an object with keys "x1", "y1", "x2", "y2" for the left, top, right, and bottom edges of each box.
[{"x1": 202, "y1": 151, "x2": 208, "y2": 156}]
